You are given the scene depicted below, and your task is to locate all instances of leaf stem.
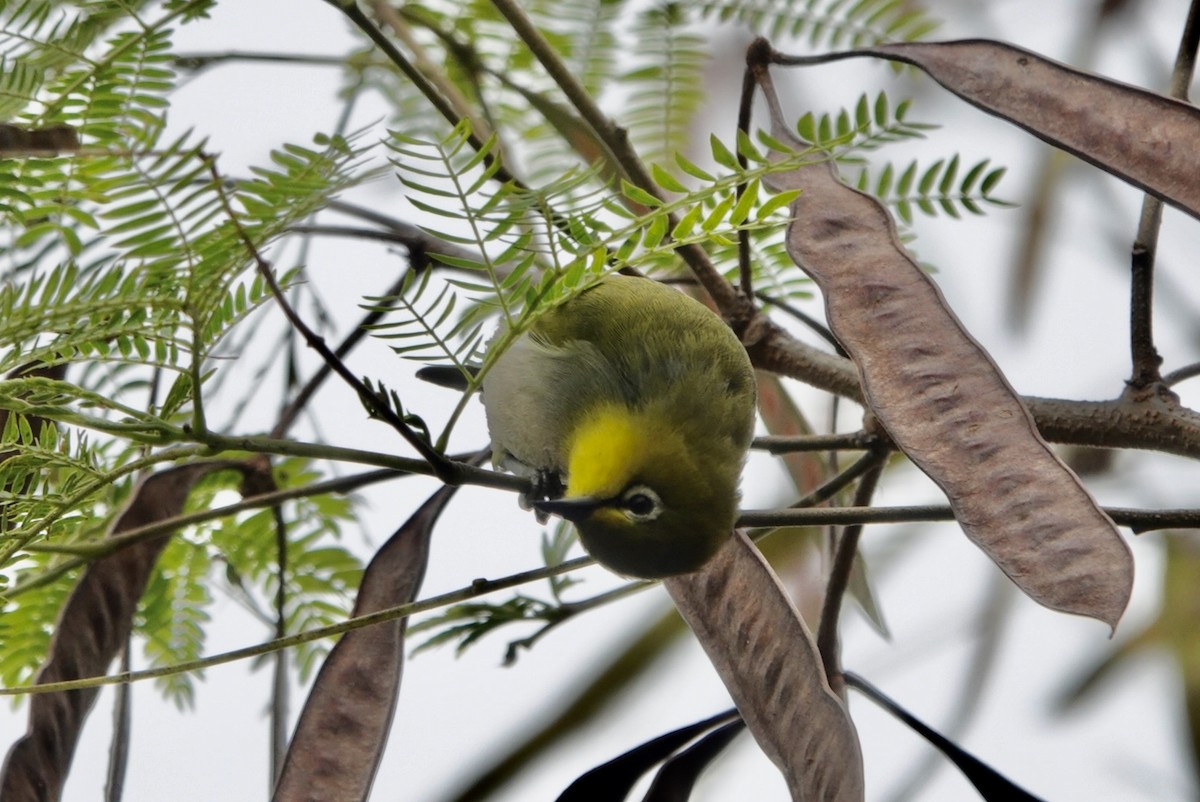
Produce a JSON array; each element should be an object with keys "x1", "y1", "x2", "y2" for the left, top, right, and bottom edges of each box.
[{"x1": 271, "y1": 266, "x2": 415, "y2": 439}]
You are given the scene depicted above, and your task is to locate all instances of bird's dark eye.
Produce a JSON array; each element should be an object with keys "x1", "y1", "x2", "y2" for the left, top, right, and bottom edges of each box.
[
  {"x1": 620, "y1": 485, "x2": 662, "y2": 521},
  {"x1": 626, "y1": 492, "x2": 654, "y2": 515}
]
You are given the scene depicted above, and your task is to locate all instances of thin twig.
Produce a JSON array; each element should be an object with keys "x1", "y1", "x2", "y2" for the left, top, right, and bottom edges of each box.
[
  {"x1": 173, "y1": 51, "x2": 349, "y2": 72},
  {"x1": 272, "y1": 265, "x2": 414, "y2": 438},
  {"x1": 4, "y1": 493, "x2": 1198, "y2": 700},
  {"x1": 1163, "y1": 361, "x2": 1200, "y2": 387},
  {"x1": 816, "y1": 454, "x2": 886, "y2": 696},
  {"x1": 791, "y1": 448, "x2": 885, "y2": 510},
  {"x1": 104, "y1": 641, "x2": 132, "y2": 802},
  {"x1": 204, "y1": 154, "x2": 458, "y2": 481},
  {"x1": 370, "y1": 0, "x2": 499, "y2": 150},
  {"x1": 738, "y1": 504, "x2": 1200, "y2": 533},
  {"x1": 1129, "y1": 203, "x2": 1165, "y2": 388},
  {"x1": 753, "y1": 430, "x2": 878, "y2": 454},
  {"x1": 736, "y1": 57, "x2": 758, "y2": 298},
  {"x1": 755, "y1": 290, "x2": 848, "y2": 357},
  {"x1": 269, "y1": 499, "x2": 289, "y2": 783},
  {"x1": 1128, "y1": 0, "x2": 1199, "y2": 389},
  {"x1": 0, "y1": 555, "x2": 596, "y2": 698},
  {"x1": 12, "y1": 468, "x2": 401, "y2": 592},
  {"x1": 326, "y1": 0, "x2": 523, "y2": 188},
  {"x1": 504, "y1": 581, "x2": 653, "y2": 663},
  {"x1": 284, "y1": 223, "x2": 500, "y2": 276}
]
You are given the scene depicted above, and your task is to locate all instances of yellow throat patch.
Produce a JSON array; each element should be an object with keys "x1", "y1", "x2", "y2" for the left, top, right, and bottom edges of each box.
[{"x1": 566, "y1": 404, "x2": 659, "y2": 501}]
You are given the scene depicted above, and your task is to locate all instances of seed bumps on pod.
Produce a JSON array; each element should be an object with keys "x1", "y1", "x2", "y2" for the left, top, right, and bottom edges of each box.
[{"x1": 756, "y1": 65, "x2": 1133, "y2": 630}]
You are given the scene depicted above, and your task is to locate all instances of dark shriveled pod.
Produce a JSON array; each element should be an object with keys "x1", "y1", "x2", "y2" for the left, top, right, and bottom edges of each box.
[{"x1": 755, "y1": 62, "x2": 1134, "y2": 632}]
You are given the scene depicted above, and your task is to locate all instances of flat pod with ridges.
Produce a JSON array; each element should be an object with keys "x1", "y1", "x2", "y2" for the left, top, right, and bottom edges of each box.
[
  {"x1": 866, "y1": 40, "x2": 1200, "y2": 221},
  {"x1": 0, "y1": 462, "x2": 238, "y2": 802},
  {"x1": 273, "y1": 471, "x2": 470, "y2": 802},
  {"x1": 664, "y1": 530, "x2": 865, "y2": 802},
  {"x1": 755, "y1": 65, "x2": 1133, "y2": 631},
  {"x1": 770, "y1": 38, "x2": 1200, "y2": 222}
]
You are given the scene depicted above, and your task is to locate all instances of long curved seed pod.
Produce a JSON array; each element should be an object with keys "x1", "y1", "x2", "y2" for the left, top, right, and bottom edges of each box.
[
  {"x1": 0, "y1": 462, "x2": 235, "y2": 802},
  {"x1": 771, "y1": 39, "x2": 1200, "y2": 221},
  {"x1": 273, "y1": 477, "x2": 462, "y2": 802},
  {"x1": 663, "y1": 530, "x2": 864, "y2": 802},
  {"x1": 755, "y1": 61, "x2": 1133, "y2": 631}
]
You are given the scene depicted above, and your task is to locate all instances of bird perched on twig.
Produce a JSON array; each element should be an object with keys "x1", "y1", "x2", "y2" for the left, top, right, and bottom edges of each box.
[{"x1": 481, "y1": 273, "x2": 756, "y2": 579}]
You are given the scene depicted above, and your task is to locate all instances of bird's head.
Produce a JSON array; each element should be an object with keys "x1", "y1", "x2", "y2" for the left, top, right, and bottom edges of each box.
[{"x1": 535, "y1": 403, "x2": 742, "y2": 578}]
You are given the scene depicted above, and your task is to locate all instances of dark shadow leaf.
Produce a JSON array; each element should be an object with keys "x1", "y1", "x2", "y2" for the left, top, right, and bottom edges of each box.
[
  {"x1": 844, "y1": 673, "x2": 1046, "y2": 802},
  {"x1": 640, "y1": 718, "x2": 745, "y2": 802},
  {"x1": 663, "y1": 530, "x2": 864, "y2": 802},
  {"x1": 0, "y1": 461, "x2": 235, "y2": 802},
  {"x1": 755, "y1": 57, "x2": 1134, "y2": 630},
  {"x1": 555, "y1": 709, "x2": 739, "y2": 802},
  {"x1": 272, "y1": 468, "x2": 470, "y2": 802}
]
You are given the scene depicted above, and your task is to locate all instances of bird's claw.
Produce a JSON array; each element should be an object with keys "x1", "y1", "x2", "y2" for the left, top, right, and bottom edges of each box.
[{"x1": 520, "y1": 469, "x2": 565, "y2": 524}]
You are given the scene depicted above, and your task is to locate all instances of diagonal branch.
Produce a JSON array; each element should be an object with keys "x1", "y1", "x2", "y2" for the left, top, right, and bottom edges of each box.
[{"x1": 205, "y1": 154, "x2": 460, "y2": 482}]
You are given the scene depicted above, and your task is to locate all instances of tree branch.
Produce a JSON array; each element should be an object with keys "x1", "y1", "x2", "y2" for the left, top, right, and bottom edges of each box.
[
  {"x1": 738, "y1": 504, "x2": 1200, "y2": 533},
  {"x1": 1128, "y1": 0, "x2": 1200, "y2": 389}
]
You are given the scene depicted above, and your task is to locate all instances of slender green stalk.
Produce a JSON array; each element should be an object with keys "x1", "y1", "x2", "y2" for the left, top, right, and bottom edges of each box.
[
  {"x1": 0, "y1": 445, "x2": 206, "y2": 566},
  {"x1": 0, "y1": 555, "x2": 595, "y2": 697}
]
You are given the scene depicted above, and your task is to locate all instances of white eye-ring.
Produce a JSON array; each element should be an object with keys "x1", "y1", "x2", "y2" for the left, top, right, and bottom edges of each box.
[{"x1": 619, "y1": 485, "x2": 663, "y2": 523}]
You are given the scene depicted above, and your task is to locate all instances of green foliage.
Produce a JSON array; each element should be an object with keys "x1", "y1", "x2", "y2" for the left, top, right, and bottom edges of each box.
[
  {"x1": 0, "y1": 0, "x2": 163, "y2": 119},
  {"x1": 794, "y1": 91, "x2": 937, "y2": 156},
  {"x1": 698, "y1": 0, "x2": 940, "y2": 47},
  {"x1": 621, "y1": 2, "x2": 708, "y2": 169},
  {"x1": 856, "y1": 156, "x2": 1013, "y2": 224},
  {"x1": 542, "y1": 520, "x2": 581, "y2": 601},
  {"x1": 409, "y1": 593, "x2": 566, "y2": 665},
  {"x1": 0, "y1": 554, "x2": 77, "y2": 693},
  {"x1": 204, "y1": 459, "x2": 363, "y2": 683},
  {"x1": 0, "y1": 0, "x2": 1007, "y2": 718},
  {"x1": 138, "y1": 536, "x2": 213, "y2": 708},
  {"x1": 364, "y1": 266, "x2": 489, "y2": 366}
]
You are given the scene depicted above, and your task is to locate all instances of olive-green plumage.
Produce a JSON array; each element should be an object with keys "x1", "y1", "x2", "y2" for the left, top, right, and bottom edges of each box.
[{"x1": 481, "y1": 274, "x2": 756, "y2": 578}]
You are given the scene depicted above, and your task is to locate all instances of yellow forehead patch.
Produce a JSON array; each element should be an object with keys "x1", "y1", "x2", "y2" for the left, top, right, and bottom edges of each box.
[{"x1": 566, "y1": 405, "x2": 651, "y2": 500}]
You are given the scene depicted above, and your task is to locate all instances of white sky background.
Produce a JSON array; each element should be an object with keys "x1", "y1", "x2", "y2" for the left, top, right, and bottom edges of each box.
[{"x1": 4, "y1": 0, "x2": 1200, "y2": 800}]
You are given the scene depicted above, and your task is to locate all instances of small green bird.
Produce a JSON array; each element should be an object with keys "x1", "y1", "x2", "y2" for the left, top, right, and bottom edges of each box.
[{"x1": 482, "y1": 273, "x2": 757, "y2": 578}]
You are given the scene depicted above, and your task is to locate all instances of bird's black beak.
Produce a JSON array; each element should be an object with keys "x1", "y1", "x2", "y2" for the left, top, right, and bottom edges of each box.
[{"x1": 532, "y1": 496, "x2": 602, "y2": 523}]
